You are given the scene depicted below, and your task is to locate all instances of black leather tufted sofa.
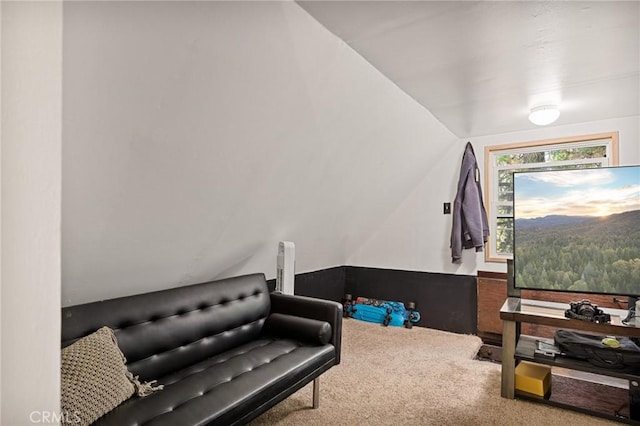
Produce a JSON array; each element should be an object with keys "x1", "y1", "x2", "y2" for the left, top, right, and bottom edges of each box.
[{"x1": 61, "y1": 273, "x2": 342, "y2": 425}]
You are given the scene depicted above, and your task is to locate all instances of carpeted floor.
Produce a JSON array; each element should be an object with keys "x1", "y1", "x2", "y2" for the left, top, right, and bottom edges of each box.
[{"x1": 250, "y1": 319, "x2": 618, "y2": 425}]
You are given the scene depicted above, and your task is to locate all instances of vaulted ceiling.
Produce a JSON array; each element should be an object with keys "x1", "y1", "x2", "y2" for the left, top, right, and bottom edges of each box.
[{"x1": 298, "y1": 1, "x2": 640, "y2": 137}]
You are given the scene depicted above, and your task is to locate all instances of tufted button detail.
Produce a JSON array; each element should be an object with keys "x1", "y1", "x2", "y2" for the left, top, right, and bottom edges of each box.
[
  {"x1": 139, "y1": 340, "x2": 302, "y2": 422},
  {"x1": 111, "y1": 291, "x2": 267, "y2": 333}
]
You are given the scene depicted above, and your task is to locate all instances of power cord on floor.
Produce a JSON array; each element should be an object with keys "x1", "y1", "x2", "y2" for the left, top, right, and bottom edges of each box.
[{"x1": 614, "y1": 401, "x2": 629, "y2": 419}]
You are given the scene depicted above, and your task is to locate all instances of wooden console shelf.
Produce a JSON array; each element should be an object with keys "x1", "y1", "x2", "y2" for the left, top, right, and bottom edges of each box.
[{"x1": 500, "y1": 297, "x2": 640, "y2": 424}]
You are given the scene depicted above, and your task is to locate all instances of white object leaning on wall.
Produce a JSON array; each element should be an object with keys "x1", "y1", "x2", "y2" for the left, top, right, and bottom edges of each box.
[{"x1": 276, "y1": 242, "x2": 295, "y2": 295}]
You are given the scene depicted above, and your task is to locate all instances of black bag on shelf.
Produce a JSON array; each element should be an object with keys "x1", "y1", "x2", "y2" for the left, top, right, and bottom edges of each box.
[{"x1": 554, "y1": 329, "x2": 640, "y2": 369}]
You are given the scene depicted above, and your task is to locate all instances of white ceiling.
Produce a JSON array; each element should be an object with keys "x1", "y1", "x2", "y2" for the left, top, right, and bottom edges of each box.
[{"x1": 298, "y1": 1, "x2": 640, "y2": 138}]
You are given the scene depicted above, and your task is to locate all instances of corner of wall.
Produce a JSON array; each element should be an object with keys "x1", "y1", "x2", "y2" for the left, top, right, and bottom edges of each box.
[{"x1": 1, "y1": 1, "x2": 62, "y2": 423}]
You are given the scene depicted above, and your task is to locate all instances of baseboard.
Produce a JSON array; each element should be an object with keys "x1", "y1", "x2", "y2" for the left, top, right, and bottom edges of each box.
[{"x1": 477, "y1": 331, "x2": 503, "y2": 346}]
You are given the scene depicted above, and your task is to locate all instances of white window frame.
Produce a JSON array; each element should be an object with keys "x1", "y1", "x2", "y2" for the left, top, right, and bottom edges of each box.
[{"x1": 484, "y1": 132, "x2": 619, "y2": 263}]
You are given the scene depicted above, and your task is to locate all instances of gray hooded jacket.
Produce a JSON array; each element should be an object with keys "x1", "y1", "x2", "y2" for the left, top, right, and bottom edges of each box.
[{"x1": 451, "y1": 142, "x2": 489, "y2": 263}]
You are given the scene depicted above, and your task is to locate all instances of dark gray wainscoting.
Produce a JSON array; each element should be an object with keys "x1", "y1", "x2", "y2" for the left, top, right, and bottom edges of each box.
[
  {"x1": 266, "y1": 266, "x2": 346, "y2": 302},
  {"x1": 268, "y1": 266, "x2": 477, "y2": 335},
  {"x1": 345, "y1": 266, "x2": 477, "y2": 335}
]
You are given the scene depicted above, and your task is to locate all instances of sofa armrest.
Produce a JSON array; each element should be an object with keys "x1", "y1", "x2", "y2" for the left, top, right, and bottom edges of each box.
[
  {"x1": 263, "y1": 313, "x2": 332, "y2": 345},
  {"x1": 269, "y1": 293, "x2": 342, "y2": 364}
]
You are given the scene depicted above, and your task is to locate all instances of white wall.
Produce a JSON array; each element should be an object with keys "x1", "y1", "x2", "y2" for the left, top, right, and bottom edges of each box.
[
  {"x1": 62, "y1": 1, "x2": 458, "y2": 306},
  {"x1": 0, "y1": 3, "x2": 3, "y2": 419},
  {"x1": 347, "y1": 138, "x2": 479, "y2": 274},
  {"x1": 1, "y1": 1, "x2": 62, "y2": 424},
  {"x1": 62, "y1": 1, "x2": 639, "y2": 307},
  {"x1": 349, "y1": 115, "x2": 640, "y2": 275}
]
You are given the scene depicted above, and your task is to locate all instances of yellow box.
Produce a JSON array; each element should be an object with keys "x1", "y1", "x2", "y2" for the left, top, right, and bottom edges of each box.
[{"x1": 515, "y1": 361, "x2": 551, "y2": 397}]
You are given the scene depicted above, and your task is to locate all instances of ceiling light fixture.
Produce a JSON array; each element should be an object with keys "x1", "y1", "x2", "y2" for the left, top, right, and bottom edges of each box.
[{"x1": 528, "y1": 105, "x2": 560, "y2": 126}]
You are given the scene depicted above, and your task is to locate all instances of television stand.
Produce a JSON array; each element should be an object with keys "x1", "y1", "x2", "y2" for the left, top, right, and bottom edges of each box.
[
  {"x1": 624, "y1": 297, "x2": 639, "y2": 325},
  {"x1": 500, "y1": 297, "x2": 640, "y2": 424}
]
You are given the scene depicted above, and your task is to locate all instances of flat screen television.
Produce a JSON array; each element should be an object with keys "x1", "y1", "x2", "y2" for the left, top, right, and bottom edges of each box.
[{"x1": 513, "y1": 165, "x2": 640, "y2": 300}]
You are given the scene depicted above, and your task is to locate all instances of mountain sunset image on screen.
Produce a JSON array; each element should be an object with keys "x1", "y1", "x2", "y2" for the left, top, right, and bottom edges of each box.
[{"x1": 513, "y1": 166, "x2": 640, "y2": 296}]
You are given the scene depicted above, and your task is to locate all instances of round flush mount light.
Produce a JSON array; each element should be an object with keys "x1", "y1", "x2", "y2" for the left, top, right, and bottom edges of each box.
[{"x1": 528, "y1": 105, "x2": 560, "y2": 126}]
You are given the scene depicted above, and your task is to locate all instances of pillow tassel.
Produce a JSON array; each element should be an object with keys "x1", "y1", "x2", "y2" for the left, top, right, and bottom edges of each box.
[
  {"x1": 126, "y1": 371, "x2": 164, "y2": 397},
  {"x1": 106, "y1": 328, "x2": 164, "y2": 397}
]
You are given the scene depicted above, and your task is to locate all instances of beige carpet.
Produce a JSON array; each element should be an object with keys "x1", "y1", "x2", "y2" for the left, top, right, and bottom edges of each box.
[{"x1": 251, "y1": 319, "x2": 617, "y2": 426}]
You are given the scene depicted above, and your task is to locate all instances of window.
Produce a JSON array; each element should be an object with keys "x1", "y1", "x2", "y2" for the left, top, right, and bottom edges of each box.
[{"x1": 484, "y1": 132, "x2": 619, "y2": 262}]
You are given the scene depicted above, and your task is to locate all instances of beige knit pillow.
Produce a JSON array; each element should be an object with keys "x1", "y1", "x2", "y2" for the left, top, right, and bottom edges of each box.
[{"x1": 61, "y1": 327, "x2": 162, "y2": 426}]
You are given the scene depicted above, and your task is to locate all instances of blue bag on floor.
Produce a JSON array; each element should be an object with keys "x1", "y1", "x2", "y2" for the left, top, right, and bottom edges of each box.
[{"x1": 350, "y1": 298, "x2": 420, "y2": 327}]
